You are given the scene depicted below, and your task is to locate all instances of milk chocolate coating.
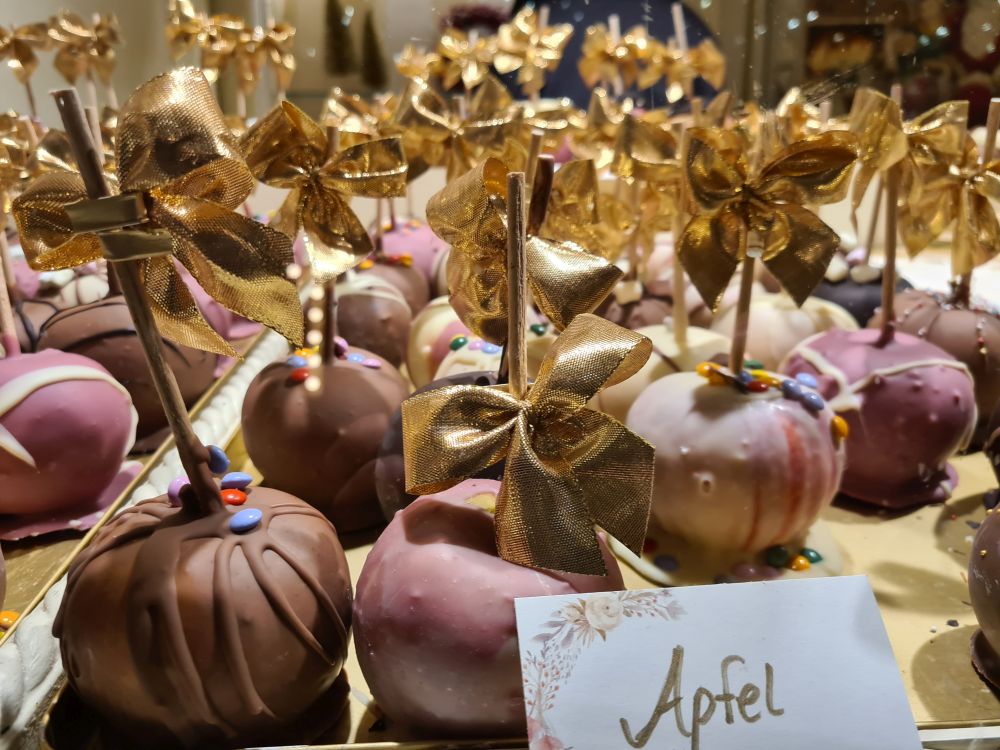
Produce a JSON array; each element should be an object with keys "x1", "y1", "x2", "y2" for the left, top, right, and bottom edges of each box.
[
  {"x1": 13, "y1": 298, "x2": 59, "y2": 352},
  {"x1": 0, "y1": 544, "x2": 5, "y2": 610},
  {"x1": 594, "y1": 279, "x2": 672, "y2": 330},
  {"x1": 37, "y1": 297, "x2": 216, "y2": 447},
  {"x1": 54, "y1": 487, "x2": 353, "y2": 749},
  {"x1": 336, "y1": 278, "x2": 411, "y2": 367},
  {"x1": 969, "y1": 506, "x2": 1000, "y2": 687},
  {"x1": 870, "y1": 289, "x2": 1000, "y2": 446},
  {"x1": 354, "y1": 481, "x2": 625, "y2": 737},
  {"x1": 814, "y1": 276, "x2": 912, "y2": 326},
  {"x1": 242, "y1": 351, "x2": 409, "y2": 532},
  {"x1": 360, "y1": 263, "x2": 430, "y2": 316},
  {"x1": 374, "y1": 371, "x2": 504, "y2": 522}
]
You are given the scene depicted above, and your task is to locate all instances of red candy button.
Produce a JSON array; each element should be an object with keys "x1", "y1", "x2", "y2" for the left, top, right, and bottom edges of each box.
[
  {"x1": 746, "y1": 380, "x2": 770, "y2": 393},
  {"x1": 222, "y1": 489, "x2": 247, "y2": 506},
  {"x1": 289, "y1": 367, "x2": 309, "y2": 383}
]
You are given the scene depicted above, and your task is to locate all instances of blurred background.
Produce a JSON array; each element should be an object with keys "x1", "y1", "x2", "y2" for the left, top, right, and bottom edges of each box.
[{"x1": 1, "y1": 0, "x2": 993, "y2": 125}]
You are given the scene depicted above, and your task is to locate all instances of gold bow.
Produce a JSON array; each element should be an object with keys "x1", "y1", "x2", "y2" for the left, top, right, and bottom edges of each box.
[
  {"x1": 0, "y1": 23, "x2": 51, "y2": 84},
  {"x1": 261, "y1": 21, "x2": 296, "y2": 94},
  {"x1": 578, "y1": 23, "x2": 639, "y2": 89},
  {"x1": 638, "y1": 38, "x2": 725, "y2": 102},
  {"x1": 540, "y1": 158, "x2": 634, "y2": 262},
  {"x1": 90, "y1": 14, "x2": 120, "y2": 86},
  {"x1": 433, "y1": 27, "x2": 495, "y2": 90},
  {"x1": 428, "y1": 158, "x2": 622, "y2": 343},
  {"x1": 199, "y1": 14, "x2": 244, "y2": 84},
  {"x1": 320, "y1": 88, "x2": 382, "y2": 147},
  {"x1": 0, "y1": 143, "x2": 26, "y2": 230},
  {"x1": 402, "y1": 312, "x2": 654, "y2": 575},
  {"x1": 233, "y1": 24, "x2": 265, "y2": 97},
  {"x1": 899, "y1": 131, "x2": 1000, "y2": 275},
  {"x1": 569, "y1": 88, "x2": 633, "y2": 170},
  {"x1": 166, "y1": 0, "x2": 206, "y2": 61},
  {"x1": 494, "y1": 7, "x2": 574, "y2": 96},
  {"x1": 520, "y1": 97, "x2": 586, "y2": 151},
  {"x1": 393, "y1": 74, "x2": 520, "y2": 182},
  {"x1": 48, "y1": 11, "x2": 95, "y2": 85},
  {"x1": 241, "y1": 100, "x2": 407, "y2": 282},
  {"x1": 395, "y1": 43, "x2": 440, "y2": 80},
  {"x1": 12, "y1": 68, "x2": 303, "y2": 357},
  {"x1": 679, "y1": 127, "x2": 857, "y2": 310}
]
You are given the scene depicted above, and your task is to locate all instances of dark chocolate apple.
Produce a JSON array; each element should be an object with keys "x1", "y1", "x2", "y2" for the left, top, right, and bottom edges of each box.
[{"x1": 335, "y1": 275, "x2": 411, "y2": 368}]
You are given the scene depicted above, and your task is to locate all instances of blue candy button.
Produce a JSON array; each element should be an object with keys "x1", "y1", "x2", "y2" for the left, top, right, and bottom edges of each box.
[
  {"x1": 482, "y1": 343, "x2": 501, "y2": 355},
  {"x1": 229, "y1": 508, "x2": 262, "y2": 534},
  {"x1": 221, "y1": 471, "x2": 253, "y2": 490},
  {"x1": 801, "y1": 390, "x2": 826, "y2": 411},
  {"x1": 286, "y1": 354, "x2": 308, "y2": 368},
  {"x1": 795, "y1": 372, "x2": 818, "y2": 389},
  {"x1": 780, "y1": 379, "x2": 803, "y2": 399},
  {"x1": 347, "y1": 353, "x2": 365, "y2": 363},
  {"x1": 207, "y1": 445, "x2": 230, "y2": 475}
]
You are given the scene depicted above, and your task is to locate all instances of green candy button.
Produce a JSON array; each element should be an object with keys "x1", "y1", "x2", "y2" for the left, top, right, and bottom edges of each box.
[{"x1": 449, "y1": 336, "x2": 469, "y2": 351}]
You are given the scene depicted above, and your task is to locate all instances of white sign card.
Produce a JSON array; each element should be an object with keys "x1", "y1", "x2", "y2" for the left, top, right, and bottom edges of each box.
[{"x1": 515, "y1": 576, "x2": 920, "y2": 750}]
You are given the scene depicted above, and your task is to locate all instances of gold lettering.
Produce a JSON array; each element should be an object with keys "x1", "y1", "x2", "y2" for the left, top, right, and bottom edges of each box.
[
  {"x1": 718, "y1": 655, "x2": 743, "y2": 724},
  {"x1": 737, "y1": 683, "x2": 761, "y2": 723},
  {"x1": 620, "y1": 645, "x2": 691, "y2": 747},
  {"x1": 690, "y1": 686, "x2": 717, "y2": 750},
  {"x1": 765, "y1": 663, "x2": 784, "y2": 717}
]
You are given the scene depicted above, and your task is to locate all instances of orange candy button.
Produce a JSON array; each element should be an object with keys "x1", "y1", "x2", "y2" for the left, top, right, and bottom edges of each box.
[
  {"x1": 789, "y1": 555, "x2": 811, "y2": 572},
  {"x1": 222, "y1": 489, "x2": 248, "y2": 506},
  {"x1": 0, "y1": 610, "x2": 19, "y2": 629}
]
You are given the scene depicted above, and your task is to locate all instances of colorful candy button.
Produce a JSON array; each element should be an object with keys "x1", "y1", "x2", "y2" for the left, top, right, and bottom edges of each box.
[
  {"x1": 746, "y1": 380, "x2": 769, "y2": 393},
  {"x1": 0, "y1": 611, "x2": 19, "y2": 629},
  {"x1": 743, "y1": 358, "x2": 764, "y2": 370},
  {"x1": 795, "y1": 372, "x2": 818, "y2": 389},
  {"x1": 738, "y1": 370, "x2": 753, "y2": 384},
  {"x1": 167, "y1": 475, "x2": 190, "y2": 506},
  {"x1": 800, "y1": 547, "x2": 823, "y2": 563},
  {"x1": 222, "y1": 489, "x2": 248, "y2": 506},
  {"x1": 482, "y1": 343, "x2": 501, "y2": 354},
  {"x1": 449, "y1": 335, "x2": 469, "y2": 351},
  {"x1": 285, "y1": 354, "x2": 307, "y2": 368},
  {"x1": 830, "y1": 415, "x2": 849, "y2": 442},
  {"x1": 221, "y1": 471, "x2": 253, "y2": 490},
  {"x1": 468, "y1": 339, "x2": 484, "y2": 351},
  {"x1": 288, "y1": 367, "x2": 310, "y2": 383},
  {"x1": 765, "y1": 545, "x2": 790, "y2": 568},
  {"x1": 347, "y1": 353, "x2": 365, "y2": 363},
  {"x1": 789, "y1": 555, "x2": 811, "y2": 571},
  {"x1": 530, "y1": 323, "x2": 547, "y2": 335},
  {"x1": 800, "y1": 391, "x2": 826, "y2": 412},
  {"x1": 334, "y1": 336, "x2": 349, "y2": 357},
  {"x1": 361, "y1": 358, "x2": 382, "y2": 369},
  {"x1": 208, "y1": 445, "x2": 230, "y2": 475},
  {"x1": 780, "y1": 379, "x2": 802, "y2": 399},
  {"x1": 229, "y1": 508, "x2": 262, "y2": 534}
]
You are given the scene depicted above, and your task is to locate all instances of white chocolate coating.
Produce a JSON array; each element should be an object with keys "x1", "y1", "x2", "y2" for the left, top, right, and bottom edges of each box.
[{"x1": 627, "y1": 371, "x2": 845, "y2": 553}]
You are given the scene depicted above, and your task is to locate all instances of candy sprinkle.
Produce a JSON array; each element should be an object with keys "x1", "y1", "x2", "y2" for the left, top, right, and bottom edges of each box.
[
  {"x1": 765, "y1": 545, "x2": 791, "y2": 568},
  {"x1": 530, "y1": 323, "x2": 547, "y2": 335},
  {"x1": 347, "y1": 353, "x2": 365, "y2": 363},
  {"x1": 334, "y1": 336, "x2": 349, "y2": 357},
  {"x1": 361, "y1": 358, "x2": 383, "y2": 369},
  {"x1": 746, "y1": 380, "x2": 769, "y2": 393},
  {"x1": 230, "y1": 508, "x2": 263, "y2": 534},
  {"x1": 483, "y1": 343, "x2": 501, "y2": 354},
  {"x1": 288, "y1": 367, "x2": 310, "y2": 383},
  {"x1": 743, "y1": 359, "x2": 764, "y2": 370},
  {"x1": 449, "y1": 335, "x2": 469, "y2": 351},
  {"x1": 830, "y1": 415, "x2": 849, "y2": 442},
  {"x1": 800, "y1": 391, "x2": 826, "y2": 412},
  {"x1": 285, "y1": 354, "x2": 308, "y2": 368},
  {"x1": 780, "y1": 379, "x2": 803, "y2": 400},
  {"x1": 222, "y1": 489, "x2": 248, "y2": 506},
  {"x1": 800, "y1": 547, "x2": 823, "y2": 563},
  {"x1": 208, "y1": 445, "x2": 231, "y2": 475}
]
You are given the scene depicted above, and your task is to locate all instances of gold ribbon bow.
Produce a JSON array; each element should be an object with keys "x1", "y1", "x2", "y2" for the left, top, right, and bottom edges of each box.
[
  {"x1": 0, "y1": 23, "x2": 51, "y2": 84},
  {"x1": 0, "y1": 142, "x2": 27, "y2": 230},
  {"x1": 12, "y1": 68, "x2": 303, "y2": 357},
  {"x1": 395, "y1": 43, "x2": 440, "y2": 80},
  {"x1": 241, "y1": 100, "x2": 407, "y2": 282},
  {"x1": 166, "y1": 0, "x2": 206, "y2": 61},
  {"x1": 90, "y1": 14, "x2": 120, "y2": 87},
  {"x1": 199, "y1": 14, "x2": 244, "y2": 84},
  {"x1": 520, "y1": 97, "x2": 586, "y2": 151},
  {"x1": 433, "y1": 27, "x2": 496, "y2": 90},
  {"x1": 899, "y1": 130, "x2": 1000, "y2": 275},
  {"x1": 494, "y1": 7, "x2": 574, "y2": 96},
  {"x1": 261, "y1": 21, "x2": 296, "y2": 94},
  {"x1": 679, "y1": 127, "x2": 858, "y2": 311},
  {"x1": 393, "y1": 74, "x2": 520, "y2": 182},
  {"x1": 428, "y1": 158, "x2": 622, "y2": 343},
  {"x1": 638, "y1": 38, "x2": 725, "y2": 102},
  {"x1": 48, "y1": 11, "x2": 96, "y2": 85},
  {"x1": 540, "y1": 158, "x2": 634, "y2": 262},
  {"x1": 578, "y1": 23, "x2": 639, "y2": 89},
  {"x1": 320, "y1": 88, "x2": 382, "y2": 147},
  {"x1": 402, "y1": 312, "x2": 655, "y2": 574},
  {"x1": 569, "y1": 88, "x2": 633, "y2": 170}
]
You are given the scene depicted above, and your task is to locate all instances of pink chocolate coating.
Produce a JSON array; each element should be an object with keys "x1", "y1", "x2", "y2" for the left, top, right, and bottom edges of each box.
[
  {"x1": 782, "y1": 328, "x2": 976, "y2": 508},
  {"x1": 380, "y1": 219, "x2": 450, "y2": 282},
  {"x1": 0, "y1": 350, "x2": 136, "y2": 515},
  {"x1": 354, "y1": 479, "x2": 624, "y2": 737}
]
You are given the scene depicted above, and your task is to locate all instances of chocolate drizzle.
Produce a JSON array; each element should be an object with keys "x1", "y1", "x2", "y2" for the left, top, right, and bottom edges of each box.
[{"x1": 55, "y1": 487, "x2": 352, "y2": 748}]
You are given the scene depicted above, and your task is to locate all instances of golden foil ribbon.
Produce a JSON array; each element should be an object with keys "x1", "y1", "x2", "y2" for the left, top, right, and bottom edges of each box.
[
  {"x1": 0, "y1": 23, "x2": 51, "y2": 84},
  {"x1": 637, "y1": 38, "x2": 725, "y2": 102},
  {"x1": 427, "y1": 158, "x2": 622, "y2": 343},
  {"x1": 166, "y1": 0, "x2": 205, "y2": 61},
  {"x1": 90, "y1": 14, "x2": 120, "y2": 87},
  {"x1": 578, "y1": 23, "x2": 639, "y2": 89},
  {"x1": 48, "y1": 11, "x2": 95, "y2": 85},
  {"x1": 899, "y1": 132, "x2": 1000, "y2": 275},
  {"x1": 395, "y1": 43, "x2": 440, "y2": 80},
  {"x1": 494, "y1": 7, "x2": 574, "y2": 96},
  {"x1": 199, "y1": 14, "x2": 244, "y2": 84},
  {"x1": 679, "y1": 127, "x2": 857, "y2": 310},
  {"x1": 569, "y1": 88, "x2": 633, "y2": 170},
  {"x1": 261, "y1": 21, "x2": 296, "y2": 94},
  {"x1": 241, "y1": 99, "x2": 407, "y2": 281},
  {"x1": 540, "y1": 159, "x2": 633, "y2": 262},
  {"x1": 13, "y1": 68, "x2": 304, "y2": 356},
  {"x1": 393, "y1": 74, "x2": 520, "y2": 182},
  {"x1": 320, "y1": 87, "x2": 381, "y2": 146},
  {"x1": 520, "y1": 97, "x2": 586, "y2": 151},
  {"x1": 433, "y1": 27, "x2": 496, "y2": 90},
  {"x1": 847, "y1": 87, "x2": 907, "y2": 231},
  {"x1": 402, "y1": 312, "x2": 655, "y2": 575}
]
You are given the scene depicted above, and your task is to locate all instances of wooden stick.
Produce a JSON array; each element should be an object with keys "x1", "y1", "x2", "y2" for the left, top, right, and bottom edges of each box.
[
  {"x1": 52, "y1": 87, "x2": 221, "y2": 515},
  {"x1": 671, "y1": 130, "x2": 691, "y2": 348},
  {"x1": 531, "y1": 6, "x2": 551, "y2": 105},
  {"x1": 506, "y1": 171, "x2": 528, "y2": 400},
  {"x1": 23, "y1": 78, "x2": 37, "y2": 121},
  {"x1": 388, "y1": 198, "x2": 398, "y2": 231},
  {"x1": 862, "y1": 177, "x2": 883, "y2": 264},
  {"x1": 690, "y1": 96, "x2": 703, "y2": 127},
  {"x1": 525, "y1": 128, "x2": 544, "y2": 192},
  {"x1": 0, "y1": 229, "x2": 20, "y2": 357},
  {"x1": 608, "y1": 14, "x2": 624, "y2": 97},
  {"x1": 671, "y1": 2, "x2": 689, "y2": 52},
  {"x1": 527, "y1": 154, "x2": 554, "y2": 236},
  {"x1": 84, "y1": 106, "x2": 105, "y2": 167},
  {"x1": 625, "y1": 180, "x2": 642, "y2": 281},
  {"x1": 876, "y1": 166, "x2": 900, "y2": 348},
  {"x1": 321, "y1": 127, "x2": 341, "y2": 365},
  {"x1": 728, "y1": 251, "x2": 757, "y2": 372}
]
